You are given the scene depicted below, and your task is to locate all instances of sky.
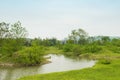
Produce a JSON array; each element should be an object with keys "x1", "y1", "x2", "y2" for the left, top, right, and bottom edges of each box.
[{"x1": 0, "y1": 0, "x2": 120, "y2": 39}]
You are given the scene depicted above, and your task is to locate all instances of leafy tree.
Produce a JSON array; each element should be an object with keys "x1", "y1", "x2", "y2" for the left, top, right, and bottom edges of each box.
[
  {"x1": 10, "y1": 21, "x2": 27, "y2": 38},
  {"x1": 0, "y1": 22, "x2": 10, "y2": 52},
  {"x1": 69, "y1": 30, "x2": 78, "y2": 44},
  {"x1": 48, "y1": 38, "x2": 58, "y2": 46},
  {"x1": 68, "y1": 28, "x2": 88, "y2": 44},
  {"x1": 0, "y1": 21, "x2": 28, "y2": 56},
  {"x1": 0, "y1": 22, "x2": 10, "y2": 38}
]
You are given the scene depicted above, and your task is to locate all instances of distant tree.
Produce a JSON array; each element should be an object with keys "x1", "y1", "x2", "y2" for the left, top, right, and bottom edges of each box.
[
  {"x1": 101, "y1": 36, "x2": 110, "y2": 45},
  {"x1": 48, "y1": 38, "x2": 57, "y2": 46},
  {"x1": 68, "y1": 28, "x2": 88, "y2": 44},
  {"x1": 111, "y1": 38, "x2": 120, "y2": 47},
  {"x1": 92, "y1": 36, "x2": 111, "y2": 45},
  {"x1": 0, "y1": 22, "x2": 10, "y2": 38},
  {"x1": 24, "y1": 38, "x2": 32, "y2": 47},
  {"x1": 42, "y1": 38, "x2": 51, "y2": 46},
  {"x1": 87, "y1": 37, "x2": 96, "y2": 43},
  {"x1": 69, "y1": 29, "x2": 78, "y2": 44},
  {"x1": 10, "y1": 21, "x2": 27, "y2": 38},
  {"x1": 31, "y1": 38, "x2": 42, "y2": 46}
]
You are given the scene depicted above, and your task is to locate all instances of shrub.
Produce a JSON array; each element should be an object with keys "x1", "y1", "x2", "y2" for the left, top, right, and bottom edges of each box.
[
  {"x1": 84, "y1": 44, "x2": 102, "y2": 53},
  {"x1": 109, "y1": 46, "x2": 120, "y2": 53},
  {"x1": 14, "y1": 46, "x2": 45, "y2": 66},
  {"x1": 72, "y1": 45, "x2": 83, "y2": 56},
  {"x1": 63, "y1": 44, "x2": 74, "y2": 52},
  {"x1": 99, "y1": 58, "x2": 111, "y2": 64},
  {"x1": 63, "y1": 44, "x2": 84, "y2": 56}
]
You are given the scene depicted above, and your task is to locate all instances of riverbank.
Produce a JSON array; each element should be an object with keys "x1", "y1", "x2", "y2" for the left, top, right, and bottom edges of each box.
[
  {"x1": 0, "y1": 53, "x2": 52, "y2": 68},
  {"x1": 0, "y1": 60, "x2": 51, "y2": 68},
  {"x1": 0, "y1": 46, "x2": 50, "y2": 67},
  {"x1": 18, "y1": 57, "x2": 120, "y2": 80}
]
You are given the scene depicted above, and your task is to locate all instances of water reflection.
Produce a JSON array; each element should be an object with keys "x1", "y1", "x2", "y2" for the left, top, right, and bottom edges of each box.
[{"x1": 0, "y1": 54, "x2": 96, "y2": 80}]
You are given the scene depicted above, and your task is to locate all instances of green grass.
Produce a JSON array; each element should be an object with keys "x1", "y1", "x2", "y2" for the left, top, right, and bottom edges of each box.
[
  {"x1": 45, "y1": 47, "x2": 63, "y2": 54},
  {"x1": 79, "y1": 48, "x2": 120, "y2": 60},
  {"x1": 18, "y1": 54, "x2": 120, "y2": 80}
]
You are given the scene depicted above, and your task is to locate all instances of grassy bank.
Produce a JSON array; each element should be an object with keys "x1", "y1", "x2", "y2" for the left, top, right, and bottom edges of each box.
[
  {"x1": 18, "y1": 53, "x2": 120, "y2": 80},
  {"x1": 45, "y1": 47, "x2": 63, "y2": 54}
]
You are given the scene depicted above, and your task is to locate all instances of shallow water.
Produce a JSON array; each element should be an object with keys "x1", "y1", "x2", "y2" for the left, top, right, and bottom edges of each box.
[{"x1": 0, "y1": 54, "x2": 96, "y2": 80}]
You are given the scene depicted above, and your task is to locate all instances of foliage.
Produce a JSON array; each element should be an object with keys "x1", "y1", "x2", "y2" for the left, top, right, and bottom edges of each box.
[
  {"x1": 30, "y1": 38, "x2": 59, "y2": 47},
  {"x1": 72, "y1": 45, "x2": 83, "y2": 56},
  {"x1": 14, "y1": 46, "x2": 45, "y2": 66},
  {"x1": 63, "y1": 44, "x2": 74, "y2": 52},
  {"x1": 111, "y1": 38, "x2": 120, "y2": 47},
  {"x1": 98, "y1": 59, "x2": 111, "y2": 64},
  {"x1": 68, "y1": 28, "x2": 88, "y2": 44},
  {"x1": 63, "y1": 43, "x2": 103, "y2": 56},
  {"x1": 45, "y1": 47, "x2": 63, "y2": 54},
  {"x1": 84, "y1": 44, "x2": 102, "y2": 53},
  {"x1": 10, "y1": 21, "x2": 28, "y2": 38},
  {"x1": 1, "y1": 23, "x2": 120, "y2": 67},
  {"x1": 109, "y1": 46, "x2": 120, "y2": 53},
  {"x1": 0, "y1": 21, "x2": 27, "y2": 56},
  {"x1": 0, "y1": 39, "x2": 24, "y2": 56},
  {"x1": 0, "y1": 22, "x2": 10, "y2": 38}
]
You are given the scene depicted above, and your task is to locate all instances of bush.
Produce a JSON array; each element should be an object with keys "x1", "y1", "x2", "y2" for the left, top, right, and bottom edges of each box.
[
  {"x1": 63, "y1": 44, "x2": 74, "y2": 52},
  {"x1": 63, "y1": 44, "x2": 84, "y2": 56},
  {"x1": 109, "y1": 46, "x2": 120, "y2": 53},
  {"x1": 72, "y1": 45, "x2": 83, "y2": 56},
  {"x1": 84, "y1": 44, "x2": 102, "y2": 53},
  {"x1": 0, "y1": 39, "x2": 24, "y2": 56},
  {"x1": 14, "y1": 46, "x2": 45, "y2": 66},
  {"x1": 99, "y1": 59, "x2": 111, "y2": 64}
]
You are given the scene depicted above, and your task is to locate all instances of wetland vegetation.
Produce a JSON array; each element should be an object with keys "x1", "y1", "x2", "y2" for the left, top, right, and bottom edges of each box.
[{"x1": 0, "y1": 22, "x2": 120, "y2": 80}]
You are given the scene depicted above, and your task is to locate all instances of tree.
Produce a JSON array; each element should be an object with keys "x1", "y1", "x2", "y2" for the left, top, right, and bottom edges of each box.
[
  {"x1": 10, "y1": 21, "x2": 27, "y2": 39},
  {"x1": 10, "y1": 21, "x2": 28, "y2": 53},
  {"x1": 69, "y1": 30, "x2": 78, "y2": 44},
  {"x1": 101, "y1": 36, "x2": 110, "y2": 44},
  {"x1": 48, "y1": 38, "x2": 57, "y2": 46},
  {"x1": 0, "y1": 21, "x2": 28, "y2": 55},
  {"x1": 0, "y1": 22, "x2": 10, "y2": 38},
  {"x1": 68, "y1": 28, "x2": 88, "y2": 44}
]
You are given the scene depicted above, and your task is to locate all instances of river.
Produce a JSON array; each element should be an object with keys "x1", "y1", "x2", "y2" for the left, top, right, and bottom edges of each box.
[{"x1": 0, "y1": 54, "x2": 96, "y2": 80}]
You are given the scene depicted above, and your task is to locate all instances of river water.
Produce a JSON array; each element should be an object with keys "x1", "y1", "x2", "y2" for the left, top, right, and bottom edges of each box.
[{"x1": 0, "y1": 54, "x2": 96, "y2": 80}]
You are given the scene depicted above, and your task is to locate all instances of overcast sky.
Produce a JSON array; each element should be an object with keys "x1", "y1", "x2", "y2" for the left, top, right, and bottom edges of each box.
[{"x1": 0, "y1": 0, "x2": 120, "y2": 39}]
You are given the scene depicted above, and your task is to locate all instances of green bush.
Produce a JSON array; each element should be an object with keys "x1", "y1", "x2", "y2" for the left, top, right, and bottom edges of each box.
[
  {"x1": 63, "y1": 44, "x2": 74, "y2": 52},
  {"x1": 63, "y1": 44, "x2": 84, "y2": 56},
  {"x1": 109, "y1": 46, "x2": 120, "y2": 53},
  {"x1": 99, "y1": 59, "x2": 111, "y2": 64},
  {"x1": 0, "y1": 39, "x2": 24, "y2": 56},
  {"x1": 72, "y1": 45, "x2": 83, "y2": 56},
  {"x1": 111, "y1": 39, "x2": 120, "y2": 47},
  {"x1": 14, "y1": 46, "x2": 45, "y2": 66},
  {"x1": 84, "y1": 44, "x2": 102, "y2": 53}
]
